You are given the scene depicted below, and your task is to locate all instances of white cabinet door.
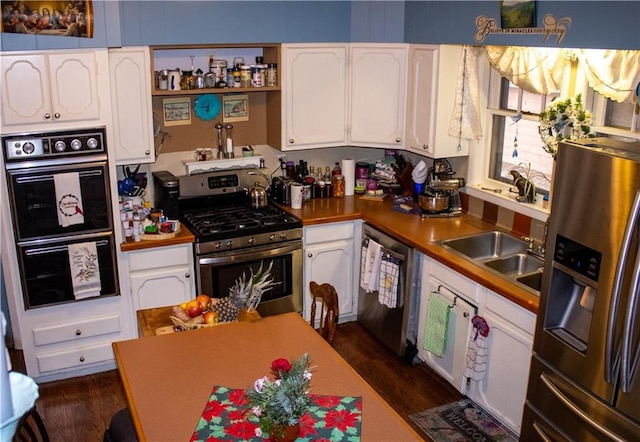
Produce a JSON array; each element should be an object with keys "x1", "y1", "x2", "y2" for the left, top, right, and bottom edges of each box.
[
  {"x1": 1, "y1": 51, "x2": 101, "y2": 128},
  {"x1": 471, "y1": 290, "x2": 535, "y2": 435},
  {"x1": 348, "y1": 44, "x2": 407, "y2": 148},
  {"x1": 128, "y1": 244, "x2": 196, "y2": 310},
  {"x1": 109, "y1": 47, "x2": 155, "y2": 164},
  {"x1": 417, "y1": 273, "x2": 477, "y2": 394},
  {"x1": 303, "y1": 221, "x2": 360, "y2": 322},
  {"x1": 283, "y1": 44, "x2": 348, "y2": 150},
  {"x1": 405, "y1": 44, "x2": 468, "y2": 159}
]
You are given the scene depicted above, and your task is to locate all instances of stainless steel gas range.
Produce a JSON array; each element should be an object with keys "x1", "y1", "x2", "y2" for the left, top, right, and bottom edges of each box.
[{"x1": 154, "y1": 167, "x2": 303, "y2": 317}]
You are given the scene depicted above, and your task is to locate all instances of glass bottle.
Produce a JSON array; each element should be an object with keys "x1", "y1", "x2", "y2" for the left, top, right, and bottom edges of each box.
[{"x1": 332, "y1": 175, "x2": 345, "y2": 197}]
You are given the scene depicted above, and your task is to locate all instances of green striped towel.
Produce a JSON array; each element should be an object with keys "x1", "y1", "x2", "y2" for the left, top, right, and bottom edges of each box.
[{"x1": 423, "y1": 291, "x2": 450, "y2": 357}]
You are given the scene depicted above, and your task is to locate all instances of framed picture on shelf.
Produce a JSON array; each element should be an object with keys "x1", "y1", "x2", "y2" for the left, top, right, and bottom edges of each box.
[
  {"x1": 162, "y1": 97, "x2": 191, "y2": 126},
  {"x1": 222, "y1": 94, "x2": 249, "y2": 123},
  {"x1": 500, "y1": 0, "x2": 536, "y2": 29}
]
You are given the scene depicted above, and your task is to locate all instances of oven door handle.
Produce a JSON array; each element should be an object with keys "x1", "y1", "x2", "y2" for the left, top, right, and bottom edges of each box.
[
  {"x1": 15, "y1": 169, "x2": 104, "y2": 183},
  {"x1": 198, "y1": 242, "x2": 301, "y2": 266},
  {"x1": 24, "y1": 239, "x2": 109, "y2": 255}
]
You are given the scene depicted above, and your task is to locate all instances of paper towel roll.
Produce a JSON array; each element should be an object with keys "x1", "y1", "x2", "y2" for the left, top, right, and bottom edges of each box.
[{"x1": 342, "y1": 158, "x2": 355, "y2": 196}]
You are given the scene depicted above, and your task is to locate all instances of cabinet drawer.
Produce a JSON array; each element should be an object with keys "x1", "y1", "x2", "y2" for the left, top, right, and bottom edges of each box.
[
  {"x1": 36, "y1": 342, "x2": 114, "y2": 373},
  {"x1": 129, "y1": 245, "x2": 191, "y2": 271},
  {"x1": 429, "y1": 261, "x2": 479, "y2": 304},
  {"x1": 32, "y1": 314, "x2": 120, "y2": 346},
  {"x1": 304, "y1": 222, "x2": 354, "y2": 244},
  {"x1": 485, "y1": 290, "x2": 536, "y2": 335}
]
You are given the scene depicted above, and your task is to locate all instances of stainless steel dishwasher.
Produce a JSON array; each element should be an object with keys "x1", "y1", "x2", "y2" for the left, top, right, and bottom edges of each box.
[{"x1": 358, "y1": 223, "x2": 416, "y2": 356}]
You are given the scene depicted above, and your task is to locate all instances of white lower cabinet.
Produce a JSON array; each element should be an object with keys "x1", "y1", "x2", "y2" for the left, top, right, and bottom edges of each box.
[
  {"x1": 418, "y1": 258, "x2": 536, "y2": 435},
  {"x1": 303, "y1": 220, "x2": 361, "y2": 323},
  {"x1": 417, "y1": 258, "x2": 479, "y2": 393},
  {"x1": 469, "y1": 290, "x2": 535, "y2": 435},
  {"x1": 127, "y1": 244, "x2": 196, "y2": 310}
]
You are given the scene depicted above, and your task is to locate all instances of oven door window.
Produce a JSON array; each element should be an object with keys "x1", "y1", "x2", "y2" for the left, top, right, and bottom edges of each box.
[
  {"x1": 7, "y1": 162, "x2": 112, "y2": 242},
  {"x1": 18, "y1": 235, "x2": 119, "y2": 309}
]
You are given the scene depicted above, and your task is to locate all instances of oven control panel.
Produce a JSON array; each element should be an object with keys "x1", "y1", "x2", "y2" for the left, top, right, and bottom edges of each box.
[{"x1": 2, "y1": 127, "x2": 106, "y2": 163}]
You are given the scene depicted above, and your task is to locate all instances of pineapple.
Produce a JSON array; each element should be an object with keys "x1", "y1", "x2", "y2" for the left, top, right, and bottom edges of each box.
[{"x1": 211, "y1": 261, "x2": 279, "y2": 322}]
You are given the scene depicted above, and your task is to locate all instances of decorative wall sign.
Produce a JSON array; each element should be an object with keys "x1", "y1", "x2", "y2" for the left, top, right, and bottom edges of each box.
[
  {"x1": 163, "y1": 97, "x2": 192, "y2": 127},
  {"x1": 222, "y1": 94, "x2": 249, "y2": 123},
  {"x1": 475, "y1": 13, "x2": 571, "y2": 44},
  {"x1": 2, "y1": 1, "x2": 94, "y2": 38}
]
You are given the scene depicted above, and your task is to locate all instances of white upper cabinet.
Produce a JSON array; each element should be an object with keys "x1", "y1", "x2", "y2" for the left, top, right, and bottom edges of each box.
[
  {"x1": 348, "y1": 44, "x2": 407, "y2": 149},
  {"x1": 0, "y1": 50, "x2": 103, "y2": 131},
  {"x1": 282, "y1": 44, "x2": 349, "y2": 150},
  {"x1": 108, "y1": 47, "x2": 155, "y2": 164},
  {"x1": 405, "y1": 44, "x2": 468, "y2": 158}
]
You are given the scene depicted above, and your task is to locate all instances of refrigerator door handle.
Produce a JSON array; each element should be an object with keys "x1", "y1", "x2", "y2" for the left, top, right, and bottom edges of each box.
[
  {"x1": 621, "y1": 243, "x2": 640, "y2": 393},
  {"x1": 540, "y1": 373, "x2": 626, "y2": 442},
  {"x1": 532, "y1": 422, "x2": 555, "y2": 442},
  {"x1": 606, "y1": 189, "x2": 640, "y2": 383}
]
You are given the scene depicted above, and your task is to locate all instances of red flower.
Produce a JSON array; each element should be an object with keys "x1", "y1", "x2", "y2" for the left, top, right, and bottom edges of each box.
[
  {"x1": 324, "y1": 409, "x2": 359, "y2": 432},
  {"x1": 227, "y1": 409, "x2": 245, "y2": 422},
  {"x1": 270, "y1": 358, "x2": 292, "y2": 375},
  {"x1": 313, "y1": 395, "x2": 342, "y2": 408},
  {"x1": 229, "y1": 388, "x2": 249, "y2": 406},
  {"x1": 298, "y1": 413, "x2": 319, "y2": 438},
  {"x1": 225, "y1": 420, "x2": 258, "y2": 440},
  {"x1": 202, "y1": 401, "x2": 227, "y2": 420}
]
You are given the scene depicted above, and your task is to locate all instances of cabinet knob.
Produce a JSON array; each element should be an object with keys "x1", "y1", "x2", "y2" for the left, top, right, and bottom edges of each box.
[
  {"x1": 54, "y1": 113, "x2": 61, "y2": 119},
  {"x1": 422, "y1": 144, "x2": 428, "y2": 150},
  {"x1": 289, "y1": 139, "x2": 295, "y2": 144},
  {"x1": 463, "y1": 312, "x2": 469, "y2": 318},
  {"x1": 75, "y1": 329, "x2": 82, "y2": 336},
  {"x1": 185, "y1": 272, "x2": 191, "y2": 278},
  {"x1": 307, "y1": 253, "x2": 313, "y2": 258},
  {"x1": 395, "y1": 138, "x2": 401, "y2": 143},
  {"x1": 79, "y1": 356, "x2": 85, "y2": 362},
  {"x1": 145, "y1": 150, "x2": 150, "y2": 155},
  {"x1": 44, "y1": 113, "x2": 51, "y2": 120}
]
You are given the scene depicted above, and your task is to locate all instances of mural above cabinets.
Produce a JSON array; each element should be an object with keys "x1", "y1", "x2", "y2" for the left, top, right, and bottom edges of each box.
[{"x1": 2, "y1": 0, "x2": 94, "y2": 38}]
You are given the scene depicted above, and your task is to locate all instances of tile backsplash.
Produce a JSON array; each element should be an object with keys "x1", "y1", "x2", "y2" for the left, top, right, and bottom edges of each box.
[{"x1": 460, "y1": 193, "x2": 547, "y2": 244}]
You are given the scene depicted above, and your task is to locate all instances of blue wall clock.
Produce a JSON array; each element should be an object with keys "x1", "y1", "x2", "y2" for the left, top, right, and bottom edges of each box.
[{"x1": 194, "y1": 94, "x2": 221, "y2": 121}]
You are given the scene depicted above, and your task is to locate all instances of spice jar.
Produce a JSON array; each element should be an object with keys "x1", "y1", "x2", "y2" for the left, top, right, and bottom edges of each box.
[
  {"x1": 332, "y1": 174, "x2": 345, "y2": 197},
  {"x1": 240, "y1": 66, "x2": 252, "y2": 88},
  {"x1": 266, "y1": 63, "x2": 277, "y2": 86}
]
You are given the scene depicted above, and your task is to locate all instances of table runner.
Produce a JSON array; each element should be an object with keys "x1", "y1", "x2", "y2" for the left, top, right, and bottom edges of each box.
[{"x1": 191, "y1": 385, "x2": 362, "y2": 441}]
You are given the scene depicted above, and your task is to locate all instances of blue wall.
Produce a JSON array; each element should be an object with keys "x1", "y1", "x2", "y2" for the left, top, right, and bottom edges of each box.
[
  {"x1": 404, "y1": 1, "x2": 640, "y2": 50},
  {"x1": 1, "y1": 1, "x2": 637, "y2": 51}
]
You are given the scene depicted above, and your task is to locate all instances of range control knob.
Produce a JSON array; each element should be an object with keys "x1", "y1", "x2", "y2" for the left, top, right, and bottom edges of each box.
[
  {"x1": 70, "y1": 139, "x2": 82, "y2": 151},
  {"x1": 87, "y1": 137, "x2": 99, "y2": 149},
  {"x1": 226, "y1": 240, "x2": 233, "y2": 249},
  {"x1": 248, "y1": 237, "x2": 255, "y2": 245},
  {"x1": 54, "y1": 140, "x2": 66, "y2": 152},
  {"x1": 22, "y1": 142, "x2": 35, "y2": 155},
  {"x1": 269, "y1": 234, "x2": 276, "y2": 241}
]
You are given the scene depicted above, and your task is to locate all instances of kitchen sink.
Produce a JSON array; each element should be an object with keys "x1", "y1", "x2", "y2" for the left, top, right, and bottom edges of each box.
[
  {"x1": 438, "y1": 230, "x2": 544, "y2": 295},
  {"x1": 439, "y1": 231, "x2": 529, "y2": 260},
  {"x1": 484, "y1": 253, "x2": 544, "y2": 276}
]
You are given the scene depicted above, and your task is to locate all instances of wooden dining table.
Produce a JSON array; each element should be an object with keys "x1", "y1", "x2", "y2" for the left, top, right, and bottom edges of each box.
[{"x1": 113, "y1": 312, "x2": 422, "y2": 441}]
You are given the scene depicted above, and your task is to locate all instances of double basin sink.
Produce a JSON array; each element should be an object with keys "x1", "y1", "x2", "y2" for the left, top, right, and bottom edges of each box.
[{"x1": 437, "y1": 231, "x2": 544, "y2": 295}]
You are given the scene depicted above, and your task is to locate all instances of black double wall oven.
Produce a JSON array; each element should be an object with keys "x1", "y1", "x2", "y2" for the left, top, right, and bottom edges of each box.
[{"x1": 2, "y1": 127, "x2": 118, "y2": 309}]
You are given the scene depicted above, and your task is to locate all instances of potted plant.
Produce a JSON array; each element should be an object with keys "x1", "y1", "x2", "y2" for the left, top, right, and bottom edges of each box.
[
  {"x1": 246, "y1": 354, "x2": 312, "y2": 441},
  {"x1": 539, "y1": 93, "x2": 595, "y2": 157}
]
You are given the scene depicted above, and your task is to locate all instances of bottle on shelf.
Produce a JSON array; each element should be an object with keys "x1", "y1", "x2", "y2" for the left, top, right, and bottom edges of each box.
[{"x1": 332, "y1": 162, "x2": 341, "y2": 176}]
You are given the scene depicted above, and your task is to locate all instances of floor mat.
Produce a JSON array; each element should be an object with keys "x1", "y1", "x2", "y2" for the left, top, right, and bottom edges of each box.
[{"x1": 409, "y1": 398, "x2": 518, "y2": 442}]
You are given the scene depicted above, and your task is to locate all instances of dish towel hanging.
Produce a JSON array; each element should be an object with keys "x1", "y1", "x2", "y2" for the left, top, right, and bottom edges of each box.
[
  {"x1": 378, "y1": 252, "x2": 401, "y2": 308},
  {"x1": 53, "y1": 172, "x2": 85, "y2": 227},
  {"x1": 360, "y1": 237, "x2": 382, "y2": 293},
  {"x1": 422, "y1": 291, "x2": 451, "y2": 357},
  {"x1": 464, "y1": 315, "x2": 491, "y2": 381},
  {"x1": 67, "y1": 242, "x2": 101, "y2": 300}
]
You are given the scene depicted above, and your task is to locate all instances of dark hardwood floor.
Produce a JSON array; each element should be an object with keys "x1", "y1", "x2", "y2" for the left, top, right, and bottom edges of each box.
[{"x1": 9, "y1": 320, "x2": 461, "y2": 442}]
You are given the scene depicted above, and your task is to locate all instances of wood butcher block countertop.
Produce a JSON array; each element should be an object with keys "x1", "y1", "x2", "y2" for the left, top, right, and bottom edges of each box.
[{"x1": 279, "y1": 196, "x2": 540, "y2": 314}]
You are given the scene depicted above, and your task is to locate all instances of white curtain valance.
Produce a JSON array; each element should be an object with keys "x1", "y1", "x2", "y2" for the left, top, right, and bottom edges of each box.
[
  {"x1": 576, "y1": 49, "x2": 640, "y2": 103},
  {"x1": 484, "y1": 46, "x2": 640, "y2": 104}
]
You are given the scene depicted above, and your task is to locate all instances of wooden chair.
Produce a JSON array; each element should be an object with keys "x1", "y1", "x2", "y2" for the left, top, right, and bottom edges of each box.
[
  {"x1": 13, "y1": 406, "x2": 49, "y2": 442},
  {"x1": 309, "y1": 281, "x2": 339, "y2": 344}
]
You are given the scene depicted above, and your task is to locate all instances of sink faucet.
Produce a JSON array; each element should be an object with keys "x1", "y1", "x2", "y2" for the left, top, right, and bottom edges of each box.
[{"x1": 523, "y1": 236, "x2": 545, "y2": 259}]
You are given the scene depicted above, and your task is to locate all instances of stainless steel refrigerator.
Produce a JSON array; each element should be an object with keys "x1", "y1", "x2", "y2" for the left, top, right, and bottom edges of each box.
[{"x1": 522, "y1": 138, "x2": 640, "y2": 441}]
